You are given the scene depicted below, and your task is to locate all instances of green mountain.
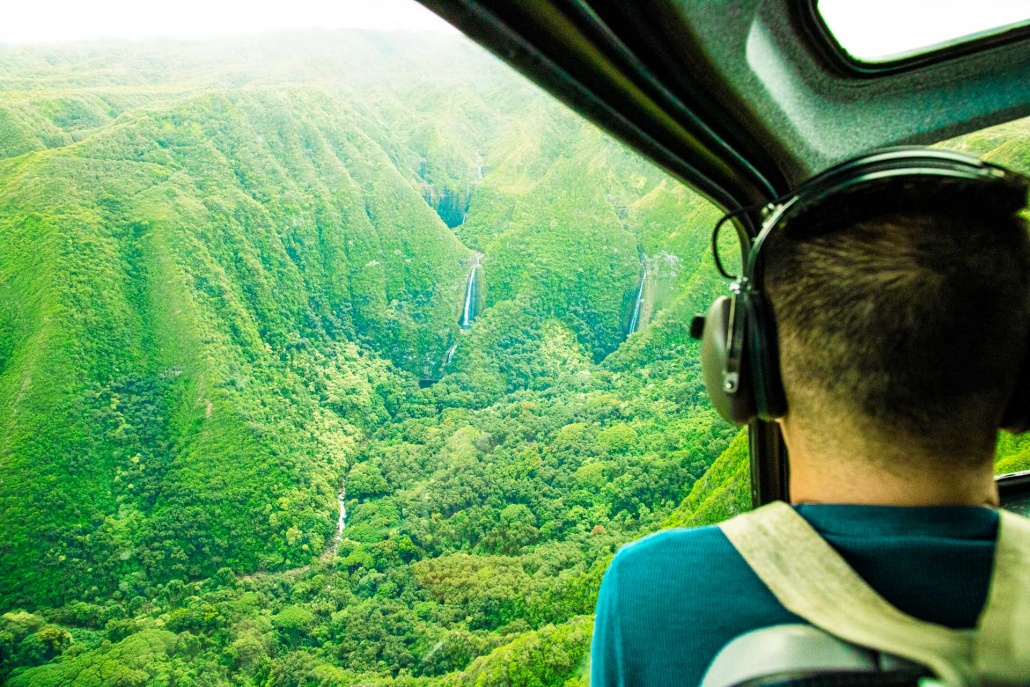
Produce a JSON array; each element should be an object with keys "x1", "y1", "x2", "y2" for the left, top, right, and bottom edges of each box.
[
  {"x1": 0, "y1": 84, "x2": 478, "y2": 603},
  {"x1": 0, "y1": 31, "x2": 739, "y2": 685},
  {"x1": 1, "y1": 28, "x2": 1027, "y2": 687}
]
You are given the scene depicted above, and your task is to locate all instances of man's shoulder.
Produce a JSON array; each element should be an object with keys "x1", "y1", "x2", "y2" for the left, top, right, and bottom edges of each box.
[
  {"x1": 606, "y1": 524, "x2": 747, "y2": 594},
  {"x1": 602, "y1": 522, "x2": 801, "y2": 628},
  {"x1": 593, "y1": 523, "x2": 800, "y2": 687},
  {"x1": 613, "y1": 524, "x2": 733, "y2": 565}
]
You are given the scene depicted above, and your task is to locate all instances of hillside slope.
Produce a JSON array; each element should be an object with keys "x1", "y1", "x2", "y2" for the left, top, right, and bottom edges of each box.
[
  {"x1": 0, "y1": 85, "x2": 479, "y2": 605},
  {"x1": 9, "y1": 28, "x2": 1026, "y2": 687},
  {"x1": 0, "y1": 30, "x2": 742, "y2": 686}
]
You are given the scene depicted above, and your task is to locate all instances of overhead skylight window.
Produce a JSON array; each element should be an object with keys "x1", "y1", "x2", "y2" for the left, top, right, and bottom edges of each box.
[{"x1": 817, "y1": 0, "x2": 1030, "y2": 64}]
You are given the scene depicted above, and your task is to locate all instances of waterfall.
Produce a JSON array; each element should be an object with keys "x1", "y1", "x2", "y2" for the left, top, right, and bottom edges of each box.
[
  {"x1": 335, "y1": 492, "x2": 347, "y2": 541},
  {"x1": 460, "y1": 258, "x2": 480, "y2": 329},
  {"x1": 628, "y1": 272, "x2": 645, "y2": 334},
  {"x1": 461, "y1": 267, "x2": 475, "y2": 327},
  {"x1": 323, "y1": 490, "x2": 348, "y2": 560},
  {"x1": 444, "y1": 343, "x2": 458, "y2": 367}
]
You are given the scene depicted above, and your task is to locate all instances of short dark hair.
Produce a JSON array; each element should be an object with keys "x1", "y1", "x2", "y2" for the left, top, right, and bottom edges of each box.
[{"x1": 764, "y1": 180, "x2": 1030, "y2": 460}]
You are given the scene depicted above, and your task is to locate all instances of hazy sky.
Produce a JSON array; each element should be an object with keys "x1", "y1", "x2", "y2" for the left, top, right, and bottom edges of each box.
[
  {"x1": 2, "y1": 0, "x2": 1027, "y2": 56},
  {"x1": 0, "y1": 0, "x2": 458, "y2": 44}
]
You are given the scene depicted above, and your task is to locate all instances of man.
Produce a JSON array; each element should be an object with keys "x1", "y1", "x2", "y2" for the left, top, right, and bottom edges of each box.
[{"x1": 590, "y1": 153, "x2": 1030, "y2": 686}]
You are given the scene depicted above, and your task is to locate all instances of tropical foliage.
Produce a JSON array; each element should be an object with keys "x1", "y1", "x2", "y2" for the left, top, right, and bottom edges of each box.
[{"x1": 0, "y1": 28, "x2": 1027, "y2": 687}]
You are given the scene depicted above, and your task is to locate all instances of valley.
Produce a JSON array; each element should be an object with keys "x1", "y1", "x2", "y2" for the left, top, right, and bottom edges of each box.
[
  {"x1": 0, "y1": 29, "x2": 1028, "y2": 687},
  {"x1": 0, "y1": 31, "x2": 739, "y2": 686}
]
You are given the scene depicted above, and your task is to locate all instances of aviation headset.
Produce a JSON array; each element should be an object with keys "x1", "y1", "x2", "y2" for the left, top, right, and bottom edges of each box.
[{"x1": 697, "y1": 148, "x2": 1030, "y2": 430}]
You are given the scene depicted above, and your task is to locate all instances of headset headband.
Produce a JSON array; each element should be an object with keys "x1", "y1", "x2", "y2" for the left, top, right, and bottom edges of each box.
[
  {"x1": 701, "y1": 147, "x2": 1030, "y2": 427},
  {"x1": 748, "y1": 148, "x2": 1021, "y2": 284}
]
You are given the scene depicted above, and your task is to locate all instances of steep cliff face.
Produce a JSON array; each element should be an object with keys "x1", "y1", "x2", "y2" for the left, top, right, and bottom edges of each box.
[
  {"x1": 0, "y1": 87, "x2": 478, "y2": 605},
  {"x1": 0, "y1": 27, "x2": 785, "y2": 685},
  {"x1": 0, "y1": 32, "x2": 728, "y2": 609},
  {"x1": 0, "y1": 33, "x2": 512, "y2": 606},
  {"x1": 422, "y1": 183, "x2": 474, "y2": 228}
]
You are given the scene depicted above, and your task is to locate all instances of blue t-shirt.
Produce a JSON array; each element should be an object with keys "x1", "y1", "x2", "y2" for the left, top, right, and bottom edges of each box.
[{"x1": 590, "y1": 505, "x2": 999, "y2": 687}]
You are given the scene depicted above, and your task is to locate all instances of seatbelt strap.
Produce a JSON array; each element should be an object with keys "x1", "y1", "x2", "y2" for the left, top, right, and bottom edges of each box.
[
  {"x1": 975, "y1": 508, "x2": 1030, "y2": 685},
  {"x1": 719, "y1": 502, "x2": 1030, "y2": 687}
]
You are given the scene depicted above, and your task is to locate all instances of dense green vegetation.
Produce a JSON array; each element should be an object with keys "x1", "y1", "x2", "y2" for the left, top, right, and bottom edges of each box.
[
  {"x1": 1, "y1": 29, "x2": 1028, "y2": 687},
  {"x1": 0, "y1": 31, "x2": 744, "y2": 685}
]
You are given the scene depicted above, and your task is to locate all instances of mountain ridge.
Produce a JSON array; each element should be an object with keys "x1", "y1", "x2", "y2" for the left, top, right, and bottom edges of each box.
[{"x1": 2, "y1": 29, "x2": 1028, "y2": 687}]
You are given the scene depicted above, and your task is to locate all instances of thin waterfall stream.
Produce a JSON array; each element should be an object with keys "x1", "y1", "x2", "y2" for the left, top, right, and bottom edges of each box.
[
  {"x1": 335, "y1": 491, "x2": 347, "y2": 541},
  {"x1": 322, "y1": 490, "x2": 346, "y2": 560},
  {"x1": 628, "y1": 270, "x2": 645, "y2": 334},
  {"x1": 460, "y1": 256, "x2": 481, "y2": 329}
]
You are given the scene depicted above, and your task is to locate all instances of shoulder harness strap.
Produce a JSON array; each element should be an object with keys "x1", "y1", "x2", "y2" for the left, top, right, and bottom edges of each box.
[
  {"x1": 976, "y1": 509, "x2": 1030, "y2": 685},
  {"x1": 719, "y1": 502, "x2": 1030, "y2": 687}
]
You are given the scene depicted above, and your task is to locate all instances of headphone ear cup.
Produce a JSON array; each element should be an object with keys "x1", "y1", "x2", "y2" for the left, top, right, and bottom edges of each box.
[
  {"x1": 701, "y1": 296, "x2": 756, "y2": 425},
  {"x1": 1001, "y1": 348, "x2": 1030, "y2": 433},
  {"x1": 744, "y1": 292, "x2": 787, "y2": 421}
]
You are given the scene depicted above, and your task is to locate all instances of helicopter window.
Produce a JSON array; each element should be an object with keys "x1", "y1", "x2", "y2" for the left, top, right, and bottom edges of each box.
[
  {"x1": 934, "y1": 116, "x2": 1030, "y2": 477},
  {"x1": 0, "y1": 1, "x2": 747, "y2": 683},
  {"x1": 936, "y1": 116, "x2": 1030, "y2": 177},
  {"x1": 5, "y1": 0, "x2": 1030, "y2": 680},
  {"x1": 816, "y1": 0, "x2": 1030, "y2": 64}
]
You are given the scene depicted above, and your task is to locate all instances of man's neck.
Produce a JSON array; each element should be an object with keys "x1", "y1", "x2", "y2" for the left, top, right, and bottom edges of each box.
[
  {"x1": 789, "y1": 460, "x2": 999, "y2": 506},
  {"x1": 782, "y1": 423, "x2": 999, "y2": 507}
]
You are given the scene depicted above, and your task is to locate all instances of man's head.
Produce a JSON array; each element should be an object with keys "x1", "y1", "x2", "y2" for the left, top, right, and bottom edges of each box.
[{"x1": 764, "y1": 177, "x2": 1030, "y2": 468}]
